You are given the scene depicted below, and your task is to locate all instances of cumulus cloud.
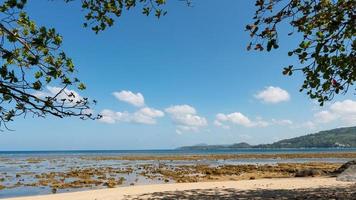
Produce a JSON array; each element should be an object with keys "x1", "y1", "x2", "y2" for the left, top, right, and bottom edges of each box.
[
  {"x1": 33, "y1": 86, "x2": 84, "y2": 106},
  {"x1": 216, "y1": 112, "x2": 253, "y2": 127},
  {"x1": 213, "y1": 112, "x2": 294, "y2": 129},
  {"x1": 314, "y1": 110, "x2": 337, "y2": 123},
  {"x1": 214, "y1": 112, "x2": 269, "y2": 128},
  {"x1": 113, "y1": 90, "x2": 145, "y2": 107},
  {"x1": 313, "y1": 99, "x2": 356, "y2": 126},
  {"x1": 132, "y1": 107, "x2": 165, "y2": 124},
  {"x1": 165, "y1": 105, "x2": 208, "y2": 133},
  {"x1": 98, "y1": 109, "x2": 126, "y2": 124},
  {"x1": 99, "y1": 107, "x2": 164, "y2": 125},
  {"x1": 100, "y1": 90, "x2": 165, "y2": 125},
  {"x1": 255, "y1": 86, "x2": 290, "y2": 104},
  {"x1": 165, "y1": 105, "x2": 196, "y2": 115},
  {"x1": 330, "y1": 100, "x2": 356, "y2": 115}
]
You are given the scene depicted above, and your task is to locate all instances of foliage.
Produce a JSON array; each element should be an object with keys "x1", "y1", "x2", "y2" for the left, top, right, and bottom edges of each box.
[
  {"x1": 0, "y1": 0, "x2": 191, "y2": 129},
  {"x1": 246, "y1": 0, "x2": 355, "y2": 105},
  {"x1": 0, "y1": 0, "x2": 99, "y2": 129},
  {"x1": 257, "y1": 126, "x2": 356, "y2": 148},
  {"x1": 179, "y1": 126, "x2": 356, "y2": 149},
  {"x1": 65, "y1": 0, "x2": 177, "y2": 33}
]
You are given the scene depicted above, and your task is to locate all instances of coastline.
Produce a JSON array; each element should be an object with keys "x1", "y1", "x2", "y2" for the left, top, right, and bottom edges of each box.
[
  {"x1": 80, "y1": 152, "x2": 356, "y2": 160},
  {"x1": 4, "y1": 177, "x2": 354, "y2": 200},
  {"x1": 1, "y1": 151, "x2": 355, "y2": 198}
]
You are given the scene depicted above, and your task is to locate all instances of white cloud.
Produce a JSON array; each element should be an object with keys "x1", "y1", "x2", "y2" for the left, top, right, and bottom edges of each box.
[
  {"x1": 33, "y1": 86, "x2": 84, "y2": 106},
  {"x1": 343, "y1": 115, "x2": 356, "y2": 125},
  {"x1": 99, "y1": 109, "x2": 125, "y2": 124},
  {"x1": 313, "y1": 99, "x2": 356, "y2": 126},
  {"x1": 330, "y1": 99, "x2": 356, "y2": 115},
  {"x1": 100, "y1": 90, "x2": 164, "y2": 125},
  {"x1": 99, "y1": 107, "x2": 164, "y2": 125},
  {"x1": 255, "y1": 86, "x2": 290, "y2": 104},
  {"x1": 131, "y1": 107, "x2": 164, "y2": 124},
  {"x1": 214, "y1": 112, "x2": 269, "y2": 128},
  {"x1": 165, "y1": 105, "x2": 207, "y2": 133},
  {"x1": 216, "y1": 112, "x2": 253, "y2": 127},
  {"x1": 113, "y1": 90, "x2": 145, "y2": 107},
  {"x1": 213, "y1": 120, "x2": 230, "y2": 129},
  {"x1": 255, "y1": 120, "x2": 270, "y2": 127},
  {"x1": 292, "y1": 100, "x2": 356, "y2": 129},
  {"x1": 82, "y1": 109, "x2": 94, "y2": 115},
  {"x1": 165, "y1": 105, "x2": 196, "y2": 115},
  {"x1": 314, "y1": 110, "x2": 337, "y2": 123},
  {"x1": 214, "y1": 113, "x2": 294, "y2": 129},
  {"x1": 271, "y1": 119, "x2": 293, "y2": 126}
]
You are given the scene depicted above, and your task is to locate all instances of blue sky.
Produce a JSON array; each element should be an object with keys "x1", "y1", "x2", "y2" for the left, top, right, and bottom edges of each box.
[{"x1": 0, "y1": 0, "x2": 355, "y2": 150}]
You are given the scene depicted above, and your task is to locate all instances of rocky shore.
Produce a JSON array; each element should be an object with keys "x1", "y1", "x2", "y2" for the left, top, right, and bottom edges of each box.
[{"x1": 1, "y1": 152, "x2": 355, "y2": 198}]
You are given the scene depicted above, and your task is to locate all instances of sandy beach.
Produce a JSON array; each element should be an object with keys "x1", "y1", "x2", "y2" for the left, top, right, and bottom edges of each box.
[{"x1": 4, "y1": 177, "x2": 354, "y2": 200}]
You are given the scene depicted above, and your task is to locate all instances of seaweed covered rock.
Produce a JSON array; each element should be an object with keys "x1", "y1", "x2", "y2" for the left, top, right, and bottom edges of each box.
[{"x1": 334, "y1": 160, "x2": 356, "y2": 174}]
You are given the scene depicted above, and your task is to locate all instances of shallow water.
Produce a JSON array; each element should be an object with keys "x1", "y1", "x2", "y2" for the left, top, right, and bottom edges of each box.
[
  {"x1": 2, "y1": 148, "x2": 356, "y2": 157},
  {"x1": 0, "y1": 149, "x2": 355, "y2": 199}
]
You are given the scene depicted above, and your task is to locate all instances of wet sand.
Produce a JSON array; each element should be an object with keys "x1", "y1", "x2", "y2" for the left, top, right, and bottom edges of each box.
[{"x1": 4, "y1": 177, "x2": 354, "y2": 200}]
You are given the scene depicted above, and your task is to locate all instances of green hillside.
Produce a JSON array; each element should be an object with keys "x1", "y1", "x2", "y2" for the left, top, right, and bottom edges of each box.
[
  {"x1": 257, "y1": 126, "x2": 356, "y2": 148},
  {"x1": 178, "y1": 126, "x2": 356, "y2": 149}
]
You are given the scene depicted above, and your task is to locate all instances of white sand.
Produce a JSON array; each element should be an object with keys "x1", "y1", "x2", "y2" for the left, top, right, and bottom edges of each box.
[{"x1": 4, "y1": 177, "x2": 352, "y2": 200}]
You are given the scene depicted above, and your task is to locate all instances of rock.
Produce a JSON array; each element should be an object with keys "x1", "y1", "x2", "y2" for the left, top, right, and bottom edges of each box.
[
  {"x1": 103, "y1": 180, "x2": 116, "y2": 188},
  {"x1": 337, "y1": 165, "x2": 356, "y2": 182},
  {"x1": 334, "y1": 160, "x2": 356, "y2": 174},
  {"x1": 295, "y1": 169, "x2": 324, "y2": 177}
]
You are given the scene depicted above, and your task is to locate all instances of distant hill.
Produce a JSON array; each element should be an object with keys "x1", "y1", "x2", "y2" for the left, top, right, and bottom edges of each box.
[
  {"x1": 178, "y1": 126, "x2": 356, "y2": 150},
  {"x1": 257, "y1": 126, "x2": 356, "y2": 148}
]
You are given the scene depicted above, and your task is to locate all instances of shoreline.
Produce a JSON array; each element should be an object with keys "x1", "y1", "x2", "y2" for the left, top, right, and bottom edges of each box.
[
  {"x1": 2, "y1": 150, "x2": 356, "y2": 159},
  {"x1": 1, "y1": 152, "x2": 355, "y2": 198},
  {"x1": 79, "y1": 152, "x2": 356, "y2": 160},
  {"x1": 4, "y1": 177, "x2": 354, "y2": 200}
]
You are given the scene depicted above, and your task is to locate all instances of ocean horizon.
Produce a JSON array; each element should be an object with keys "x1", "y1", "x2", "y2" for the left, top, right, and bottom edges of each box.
[{"x1": 1, "y1": 148, "x2": 356, "y2": 157}]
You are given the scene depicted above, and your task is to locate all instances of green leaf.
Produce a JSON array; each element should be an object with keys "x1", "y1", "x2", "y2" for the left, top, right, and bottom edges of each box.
[
  {"x1": 34, "y1": 71, "x2": 43, "y2": 79},
  {"x1": 32, "y1": 81, "x2": 42, "y2": 90},
  {"x1": 78, "y1": 83, "x2": 86, "y2": 90}
]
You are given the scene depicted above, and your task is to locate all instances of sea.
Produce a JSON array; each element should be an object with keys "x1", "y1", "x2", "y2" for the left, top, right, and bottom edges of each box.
[
  {"x1": 2, "y1": 148, "x2": 356, "y2": 157},
  {"x1": 1, "y1": 148, "x2": 356, "y2": 199}
]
